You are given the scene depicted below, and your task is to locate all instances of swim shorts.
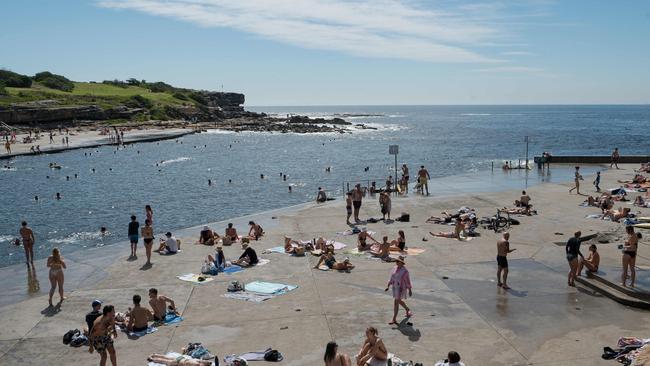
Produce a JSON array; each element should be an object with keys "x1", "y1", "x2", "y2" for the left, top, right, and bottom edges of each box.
[
  {"x1": 566, "y1": 253, "x2": 578, "y2": 262},
  {"x1": 129, "y1": 235, "x2": 139, "y2": 243},
  {"x1": 353, "y1": 201, "x2": 361, "y2": 210},
  {"x1": 92, "y1": 335, "x2": 113, "y2": 353},
  {"x1": 496, "y1": 255, "x2": 508, "y2": 268}
]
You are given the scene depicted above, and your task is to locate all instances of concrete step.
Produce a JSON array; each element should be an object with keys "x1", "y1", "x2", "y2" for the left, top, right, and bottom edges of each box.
[
  {"x1": 575, "y1": 276, "x2": 650, "y2": 309},
  {"x1": 589, "y1": 272, "x2": 650, "y2": 301}
]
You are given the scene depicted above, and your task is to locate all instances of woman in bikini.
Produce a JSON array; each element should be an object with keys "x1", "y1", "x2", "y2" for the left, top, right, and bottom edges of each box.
[
  {"x1": 622, "y1": 226, "x2": 640, "y2": 288},
  {"x1": 314, "y1": 249, "x2": 354, "y2": 271},
  {"x1": 46, "y1": 247, "x2": 66, "y2": 306},
  {"x1": 19, "y1": 221, "x2": 35, "y2": 266},
  {"x1": 356, "y1": 327, "x2": 388, "y2": 366},
  {"x1": 324, "y1": 341, "x2": 351, "y2": 366},
  {"x1": 141, "y1": 219, "x2": 154, "y2": 266},
  {"x1": 385, "y1": 256, "x2": 412, "y2": 325},
  {"x1": 430, "y1": 218, "x2": 464, "y2": 240},
  {"x1": 145, "y1": 205, "x2": 154, "y2": 224},
  {"x1": 389, "y1": 230, "x2": 406, "y2": 252}
]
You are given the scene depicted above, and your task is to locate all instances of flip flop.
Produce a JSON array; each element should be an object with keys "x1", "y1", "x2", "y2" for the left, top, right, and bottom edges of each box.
[
  {"x1": 388, "y1": 321, "x2": 398, "y2": 325},
  {"x1": 406, "y1": 310, "x2": 414, "y2": 318}
]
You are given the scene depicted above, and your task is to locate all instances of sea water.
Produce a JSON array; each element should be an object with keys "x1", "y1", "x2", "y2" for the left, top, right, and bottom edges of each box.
[{"x1": 0, "y1": 105, "x2": 648, "y2": 267}]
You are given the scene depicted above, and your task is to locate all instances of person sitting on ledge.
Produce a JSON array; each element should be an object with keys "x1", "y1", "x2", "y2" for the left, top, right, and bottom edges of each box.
[
  {"x1": 316, "y1": 187, "x2": 328, "y2": 203},
  {"x1": 357, "y1": 228, "x2": 379, "y2": 251},
  {"x1": 198, "y1": 226, "x2": 217, "y2": 246},
  {"x1": 155, "y1": 232, "x2": 179, "y2": 254},
  {"x1": 247, "y1": 221, "x2": 263, "y2": 240},
  {"x1": 314, "y1": 247, "x2": 354, "y2": 271},
  {"x1": 233, "y1": 242, "x2": 258, "y2": 267},
  {"x1": 578, "y1": 244, "x2": 600, "y2": 276},
  {"x1": 430, "y1": 218, "x2": 465, "y2": 239}
]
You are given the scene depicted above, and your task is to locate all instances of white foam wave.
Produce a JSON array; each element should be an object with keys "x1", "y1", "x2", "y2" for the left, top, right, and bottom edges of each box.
[
  {"x1": 159, "y1": 157, "x2": 191, "y2": 165},
  {"x1": 203, "y1": 129, "x2": 238, "y2": 135},
  {"x1": 47, "y1": 231, "x2": 108, "y2": 245},
  {"x1": 0, "y1": 235, "x2": 16, "y2": 243},
  {"x1": 460, "y1": 113, "x2": 492, "y2": 116}
]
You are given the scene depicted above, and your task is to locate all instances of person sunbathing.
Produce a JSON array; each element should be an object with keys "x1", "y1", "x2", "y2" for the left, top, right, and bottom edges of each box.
[
  {"x1": 389, "y1": 230, "x2": 406, "y2": 252},
  {"x1": 284, "y1": 237, "x2": 306, "y2": 256},
  {"x1": 198, "y1": 226, "x2": 217, "y2": 246},
  {"x1": 358, "y1": 228, "x2": 379, "y2": 251},
  {"x1": 602, "y1": 207, "x2": 630, "y2": 222},
  {"x1": 371, "y1": 236, "x2": 393, "y2": 261},
  {"x1": 147, "y1": 354, "x2": 214, "y2": 366},
  {"x1": 314, "y1": 249, "x2": 354, "y2": 271},
  {"x1": 426, "y1": 211, "x2": 455, "y2": 224},
  {"x1": 501, "y1": 206, "x2": 537, "y2": 215},
  {"x1": 634, "y1": 196, "x2": 647, "y2": 207},
  {"x1": 430, "y1": 218, "x2": 465, "y2": 239},
  {"x1": 356, "y1": 326, "x2": 388, "y2": 366},
  {"x1": 315, "y1": 237, "x2": 329, "y2": 251}
]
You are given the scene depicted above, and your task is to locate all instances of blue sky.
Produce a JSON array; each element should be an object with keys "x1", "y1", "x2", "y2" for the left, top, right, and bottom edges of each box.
[{"x1": 1, "y1": 0, "x2": 649, "y2": 105}]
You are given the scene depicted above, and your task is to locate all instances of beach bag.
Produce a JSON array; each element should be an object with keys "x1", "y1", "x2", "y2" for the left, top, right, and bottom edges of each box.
[
  {"x1": 70, "y1": 334, "x2": 88, "y2": 347},
  {"x1": 396, "y1": 213, "x2": 410, "y2": 222},
  {"x1": 227, "y1": 281, "x2": 245, "y2": 292},
  {"x1": 62, "y1": 329, "x2": 78, "y2": 345},
  {"x1": 264, "y1": 349, "x2": 283, "y2": 362}
]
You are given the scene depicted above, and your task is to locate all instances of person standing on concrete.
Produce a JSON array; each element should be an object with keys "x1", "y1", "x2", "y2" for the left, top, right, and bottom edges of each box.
[
  {"x1": 566, "y1": 231, "x2": 584, "y2": 287},
  {"x1": 593, "y1": 171, "x2": 601, "y2": 192},
  {"x1": 128, "y1": 215, "x2": 139, "y2": 259},
  {"x1": 89, "y1": 305, "x2": 118, "y2": 366},
  {"x1": 496, "y1": 232, "x2": 515, "y2": 289},
  {"x1": 385, "y1": 256, "x2": 412, "y2": 325},
  {"x1": 610, "y1": 148, "x2": 620, "y2": 169},
  {"x1": 351, "y1": 184, "x2": 363, "y2": 223},
  {"x1": 417, "y1": 165, "x2": 430, "y2": 196}
]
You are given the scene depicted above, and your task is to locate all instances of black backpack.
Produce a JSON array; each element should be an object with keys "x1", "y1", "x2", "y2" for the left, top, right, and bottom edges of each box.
[
  {"x1": 264, "y1": 349, "x2": 283, "y2": 362},
  {"x1": 62, "y1": 329, "x2": 79, "y2": 345}
]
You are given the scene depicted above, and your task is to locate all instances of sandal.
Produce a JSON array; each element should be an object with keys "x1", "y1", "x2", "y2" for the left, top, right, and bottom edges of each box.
[{"x1": 406, "y1": 310, "x2": 413, "y2": 318}]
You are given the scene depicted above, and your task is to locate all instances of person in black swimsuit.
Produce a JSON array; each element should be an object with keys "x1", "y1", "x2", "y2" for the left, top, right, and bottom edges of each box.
[
  {"x1": 566, "y1": 231, "x2": 585, "y2": 287},
  {"x1": 622, "y1": 226, "x2": 640, "y2": 288}
]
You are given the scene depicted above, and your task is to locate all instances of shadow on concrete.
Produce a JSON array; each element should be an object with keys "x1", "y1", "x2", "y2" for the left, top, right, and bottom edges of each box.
[
  {"x1": 139, "y1": 263, "x2": 153, "y2": 271},
  {"x1": 40, "y1": 304, "x2": 61, "y2": 317},
  {"x1": 396, "y1": 318, "x2": 421, "y2": 342}
]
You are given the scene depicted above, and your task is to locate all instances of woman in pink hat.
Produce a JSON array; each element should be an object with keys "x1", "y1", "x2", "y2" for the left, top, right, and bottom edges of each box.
[{"x1": 385, "y1": 255, "x2": 412, "y2": 325}]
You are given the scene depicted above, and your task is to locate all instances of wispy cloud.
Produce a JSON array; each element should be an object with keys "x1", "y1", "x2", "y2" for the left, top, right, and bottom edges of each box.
[
  {"x1": 501, "y1": 51, "x2": 535, "y2": 56},
  {"x1": 97, "y1": 0, "x2": 546, "y2": 63},
  {"x1": 472, "y1": 66, "x2": 544, "y2": 73}
]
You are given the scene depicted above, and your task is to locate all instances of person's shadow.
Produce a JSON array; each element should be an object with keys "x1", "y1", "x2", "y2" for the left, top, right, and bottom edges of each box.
[
  {"x1": 41, "y1": 303, "x2": 62, "y2": 317},
  {"x1": 395, "y1": 318, "x2": 421, "y2": 342},
  {"x1": 27, "y1": 266, "x2": 40, "y2": 294},
  {"x1": 140, "y1": 262, "x2": 153, "y2": 271}
]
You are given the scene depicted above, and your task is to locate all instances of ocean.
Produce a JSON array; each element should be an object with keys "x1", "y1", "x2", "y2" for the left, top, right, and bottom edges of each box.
[{"x1": 1, "y1": 105, "x2": 648, "y2": 267}]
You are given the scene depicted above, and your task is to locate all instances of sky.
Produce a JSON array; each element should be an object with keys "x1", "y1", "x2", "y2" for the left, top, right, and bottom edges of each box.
[{"x1": 1, "y1": 0, "x2": 649, "y2": 105}]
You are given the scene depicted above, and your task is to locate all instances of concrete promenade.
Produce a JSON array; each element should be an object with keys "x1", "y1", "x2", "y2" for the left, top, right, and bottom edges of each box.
[{"x1": 0, "y1": 165, "x2": 648, "y2": 365}]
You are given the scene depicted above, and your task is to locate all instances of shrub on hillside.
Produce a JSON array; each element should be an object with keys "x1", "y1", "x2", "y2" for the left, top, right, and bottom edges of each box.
[
  {"x1": 102, "y1": 79, "x2": 129, "y2": 88},
  {"x1": 0, "y1": 83, "x2": 7, "y2": 96},
  {"x1": 34, "y1": 71, "x2": 74, "y2": 92},
  {"x1": 146, "y1": 81, "x2": 175, "y2": 93},
  {"x1": 188, "y1": 92, "x2": 208, "y2": 105},
  {"x1": 173, "y1": 92, "x2": 188, "y2": 101},
  {"x1": 124, "y1": 95, "x2": 153, "y2": 109},
  {"x1": 0, "y1": 70, "x2": 32, "y2": 88}
]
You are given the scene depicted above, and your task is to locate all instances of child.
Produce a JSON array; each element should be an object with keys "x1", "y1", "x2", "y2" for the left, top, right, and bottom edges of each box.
[{"x1": 593, "y1": 171, "x2": 601, "y2": 192}]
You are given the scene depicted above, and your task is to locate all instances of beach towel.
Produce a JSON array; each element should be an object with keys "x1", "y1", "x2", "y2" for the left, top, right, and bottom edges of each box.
[
  {"x1": 239, "y1": 348, "x2": 272, "y2": 361},
  {"x1": 336, "y1": 230, "x2": 375, "y2": 236},
  {"x1": 402, "y1": 248, "x2": 425, "y2": 256},
  {"x1": 265, "y1": 246, "x2": 286, "y2": 254},
  {"x1": 122, "y1": 326, "x2": 157, "y2": 337},
  {"x1": 176, "y1": 273, "x2": 214, "y2": 284},
  {"x1": 223, "y1": 265, "x2": 244, "y2": 274},
  {"x1": 163, "y1": 313, "x2": 183, "y2": 324},
  {"x1": 327, "y1": 240, "x2": 348, "y2": 250},
  {"x1": 256, "y1": 258, "x2": 270, "y2": 266},
  {"x1": 222, "y1": 292, "x2": 275, "y2": 303},
  {"x1": 245, "y1": 281, "x2": 297, "y2": 295}
]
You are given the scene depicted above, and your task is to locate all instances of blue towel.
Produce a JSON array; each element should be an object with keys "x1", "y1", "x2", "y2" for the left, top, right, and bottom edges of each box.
[
  {"x1": 128, "y1": 326, "x2": 157, "y2": 337},
  {"x1": 164, "y1": 313, "x2": 183, "y2": 324},
  {"x1": 267, "y1": 246, "x2": 286, "y2": 253},
  {"x1": 223, "y1": 265, "x2": 244, "y2": 274},
  {"x1": 245, "y1": 281, "x2": 298, "y2": 295}
]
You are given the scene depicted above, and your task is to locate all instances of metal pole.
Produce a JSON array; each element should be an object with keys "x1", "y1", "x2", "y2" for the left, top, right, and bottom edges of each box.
[
  {"x1": 525, "y1": 136, "x2": 529, "y2": 167},
  {"x1": 394, "y1": 154, "x2": 398, "y2": 196}
]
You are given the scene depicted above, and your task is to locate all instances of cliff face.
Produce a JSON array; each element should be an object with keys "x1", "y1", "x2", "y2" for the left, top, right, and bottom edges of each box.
[{"x1": 0, "y1": 91, "x2": 258, "y2": 125}]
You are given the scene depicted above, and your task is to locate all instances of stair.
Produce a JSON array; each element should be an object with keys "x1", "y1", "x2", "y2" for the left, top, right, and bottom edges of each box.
[{"x1": 576, "y1": 274, "x2": 650, "y2": 309}]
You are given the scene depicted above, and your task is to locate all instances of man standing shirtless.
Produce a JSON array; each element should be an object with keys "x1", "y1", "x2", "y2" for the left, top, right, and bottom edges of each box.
[
  {"x1": 418, "y1": 165, "x2": 430, "y2": 196},
  {"x1": 19, "y1": 221, "x2": 35, "y2": 266},
  {"x1": 401, "y1": 164, "x2": 409, "y2": 193},
  {"x1": 351, "y1": 184, "x2": 363, "y2": 223},
  {"x1": 89, "y1": 305, "x2": 118, "y2": 366},
  {"x1": 496, "y1": 232, "x2": 516, "y2": 289}
]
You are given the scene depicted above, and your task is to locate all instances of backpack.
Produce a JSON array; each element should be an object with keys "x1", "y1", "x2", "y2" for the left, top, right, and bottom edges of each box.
[
  {"x1": 70, "y1": 334, "x2": 88, "y2": 347},
  {"x1": 264, "y1": 349, "x2": 283, "y2": 362},
  {"x1": 62, "y1": 329, "x2": 79, "y2": 345}
]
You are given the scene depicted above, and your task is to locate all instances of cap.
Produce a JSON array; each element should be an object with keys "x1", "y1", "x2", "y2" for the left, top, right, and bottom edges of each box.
[
  {"x1": 91, "y1": 299, "x2": 102, "y2": 307},
  {"x1": 395, "y1": 256, "x2": 405, "y2": 264}
]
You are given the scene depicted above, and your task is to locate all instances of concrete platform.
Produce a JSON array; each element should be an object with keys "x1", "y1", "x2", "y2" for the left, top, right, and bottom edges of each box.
[{"x1": 0, "y1": 164, "x2": 649, "y2": 365}]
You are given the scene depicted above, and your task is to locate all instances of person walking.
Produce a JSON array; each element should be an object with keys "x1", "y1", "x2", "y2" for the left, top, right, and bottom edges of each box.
[
  {"x1": 496, "y1": 232, "x2": 515, "y2": 289},
  {"x1": 568, "y1": 166, "x2": 583, "y2": 194},
  {"x1": 47, "y1": 247, "x2": 66, "y2": 306},
  {"x1": 593, "y1": 171, "x2": 601, "y2": 192},
  {"x1": 417, "y1": 165, "x2": 430, "y2": 196},
  {"x1": 19, "y1": 221, "x2": 35, "y2": 266},
  {"x1": 385, "y1": 256, "x2": 412, "y2": 325},
  {"x1": 401, "y1": 164, "x2": 409, "y2": 193},
  {"x1": 610, "y1": 148, "x2": 620, "y2": 169}
]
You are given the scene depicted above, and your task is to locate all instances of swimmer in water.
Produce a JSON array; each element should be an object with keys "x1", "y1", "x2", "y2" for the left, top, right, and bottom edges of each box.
[
  {"x1": 260, "y1": 174, "x2": 264, "y2": 179},
  {"x1": 288, "y1": 186, "x2": 292, "y2": 193},
  {"x1": 56, "y1": 193, "x2": 61, "y2": 200},
  {"x1": 228, "y1": 179, "x2": 232, "y2": 183},
  {"x1": 208, "y1": 179, "x2": 212, "y2": 186},
  {"x1": 34, "y1": 195, "x2": 39, "y2": 201},
  {"x1": 100, "y1": 227, "x2": 109, "y2": 236}
]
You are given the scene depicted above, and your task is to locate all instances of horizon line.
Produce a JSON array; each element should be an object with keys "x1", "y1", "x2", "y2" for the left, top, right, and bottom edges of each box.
[{"x1": 246, "y1": 103, "x2": 650, "y2": 107}]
